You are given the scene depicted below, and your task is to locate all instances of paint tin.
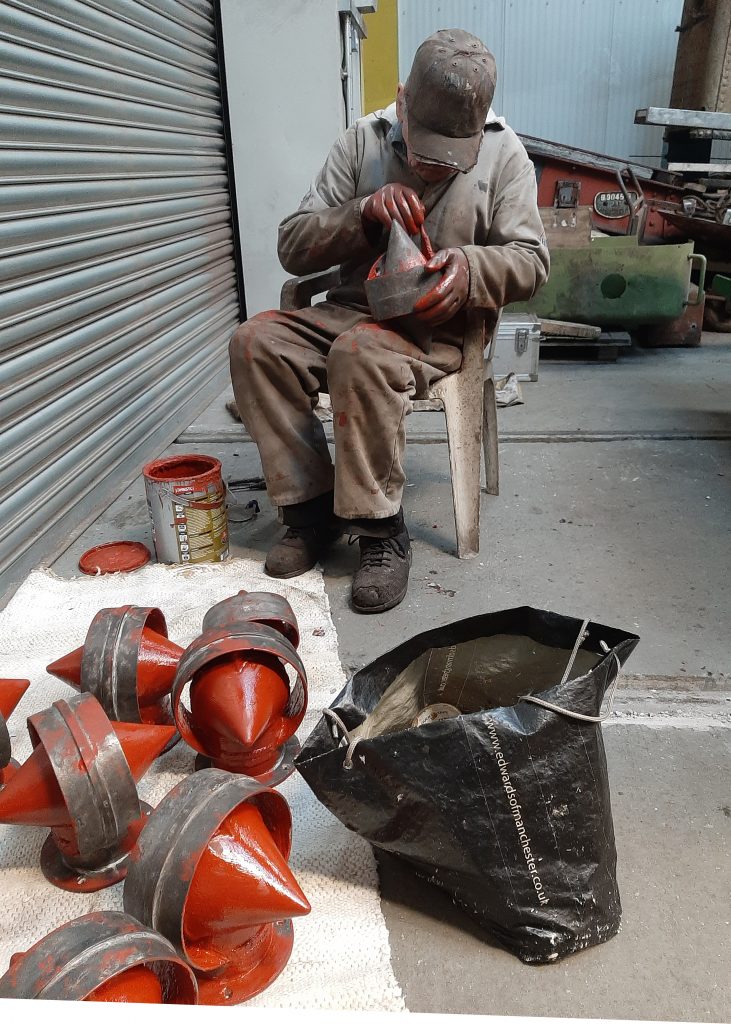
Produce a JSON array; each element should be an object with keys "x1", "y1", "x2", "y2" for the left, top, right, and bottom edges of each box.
[{"x1": 143, "y1": 455, "x2": 228, "y2": 565}]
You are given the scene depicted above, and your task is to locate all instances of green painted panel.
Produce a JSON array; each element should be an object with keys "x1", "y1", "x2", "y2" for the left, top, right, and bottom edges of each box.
[
  {"x1": 508, "y1": 236, "x2": 695, "y2": 326},
  {"x1": 713, "y1": 274, "x2": 731, "y2": 301}
]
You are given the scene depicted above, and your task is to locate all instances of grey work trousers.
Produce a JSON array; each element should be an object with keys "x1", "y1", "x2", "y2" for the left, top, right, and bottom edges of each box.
[{"x1": 229, "y1": 301, "x2": 463, "y2": 520}]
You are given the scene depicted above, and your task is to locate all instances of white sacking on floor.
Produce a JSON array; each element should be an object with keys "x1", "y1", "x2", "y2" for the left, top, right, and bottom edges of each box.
[{"x1": 0, "y1": 560, "x2": 405, "y2": 1011}]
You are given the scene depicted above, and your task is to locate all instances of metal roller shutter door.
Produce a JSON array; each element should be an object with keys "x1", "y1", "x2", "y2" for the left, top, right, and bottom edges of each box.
[{"x1": 0, "y1": 0, "x2": 241, "y2": 593}]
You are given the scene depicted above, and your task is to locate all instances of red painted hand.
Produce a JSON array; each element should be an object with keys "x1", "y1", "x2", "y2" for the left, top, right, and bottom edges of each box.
[
  {"x1": 413, "y1": 248, "x2": 470, "y2": 325},
  {"x1": 361, "y1": 184, "x2": 426, "y2": 236}
]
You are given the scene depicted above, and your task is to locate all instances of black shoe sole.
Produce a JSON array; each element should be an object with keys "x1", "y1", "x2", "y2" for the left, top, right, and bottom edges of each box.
[
  {"x1": 264, "y1": 564, "x2": 318, "y2": 580},
  {"x1": 351, "y1": 582, "x2": 409, "y2": 614}
]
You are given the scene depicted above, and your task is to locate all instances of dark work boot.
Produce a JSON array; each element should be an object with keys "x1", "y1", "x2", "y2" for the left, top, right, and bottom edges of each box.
[
  {"x1": 350, "y1": 518, "x2": 411, "y2": 614},
  {"x1": 265, "y1": 524, "x2": 340, "y2": 579},
  {"x1": 266, "y1": 491, "x2": 339, "y2": 579}
]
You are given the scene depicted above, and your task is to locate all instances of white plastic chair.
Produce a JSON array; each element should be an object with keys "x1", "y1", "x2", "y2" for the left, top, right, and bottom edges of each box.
[{"x1": 281, "y1": 275, "x2": 500, "y2": 559}]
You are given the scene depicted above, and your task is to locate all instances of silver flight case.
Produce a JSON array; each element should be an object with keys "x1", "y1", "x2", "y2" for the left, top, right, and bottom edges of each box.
[{"x1": 491, "y1": 314, "x2": 540, "y2": 382}]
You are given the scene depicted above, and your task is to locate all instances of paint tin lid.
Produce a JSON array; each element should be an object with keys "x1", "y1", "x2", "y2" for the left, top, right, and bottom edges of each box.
[{"x1": 78, "y1": 542, "x2": 152, "y2": 576}]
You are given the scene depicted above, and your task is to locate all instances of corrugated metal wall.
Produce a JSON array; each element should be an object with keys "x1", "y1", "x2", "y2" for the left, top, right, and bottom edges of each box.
[
  {"x1": 0, "y1": 0, "x2": 241, "y2": 593},
  {"x1": 398, "y1": 0, "x2": 685, "y2": 163}
]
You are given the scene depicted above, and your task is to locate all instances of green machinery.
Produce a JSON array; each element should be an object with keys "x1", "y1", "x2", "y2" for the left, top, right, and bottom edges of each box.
[{"x1": 508, "y1": 235, "x2": 706, "y2": 327}]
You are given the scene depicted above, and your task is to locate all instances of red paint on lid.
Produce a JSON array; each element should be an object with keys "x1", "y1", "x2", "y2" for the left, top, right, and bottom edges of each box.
[{"x1": 79, "y1": 542, "x2": 151, "y2": 576}]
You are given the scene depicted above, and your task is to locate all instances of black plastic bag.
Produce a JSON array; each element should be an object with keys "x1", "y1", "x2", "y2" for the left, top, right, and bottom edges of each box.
[{"x1": 295, "y1": 606, "x2": 639, "y2": 964}]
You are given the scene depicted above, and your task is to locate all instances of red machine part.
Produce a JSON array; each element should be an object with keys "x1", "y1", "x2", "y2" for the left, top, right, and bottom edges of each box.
[
  {"x1": 86, "y1": 965, "x2": 165, "y2": 1003},
  {"x1": 47, "y1": 605, "x2": 183, "y2": 734},
  {"x1": 522, "y1": 135, "x2": 686, "y2": 242},
  {"x1": 123, "y1": 769, "x2": 310, "y2": 1006},
  {"x1": 364, "y1": 221, "x2": 435, "y2": 321},
  {"x1": 0, "y1": 911, "x2": 197, "y2": 1003},
  {"x1": 188, "y1": 650, "x2": 293, "y2": 776},
  {"x1": 183, "y1": 802, "x2": 308, "y2": 964},
  {"x1": 173, "y1": 605, "x2": 307, "y2": 785},
  {"x1": 0, "y1": 678, "x2": 30, "y2": 788},
  {"x1": 0, "y1": 692, "x2": 175, "y2": 890}
]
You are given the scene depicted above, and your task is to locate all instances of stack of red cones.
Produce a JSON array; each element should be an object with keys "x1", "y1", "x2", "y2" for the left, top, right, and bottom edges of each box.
[{"x1": 1, "y1": 591, "x2": 313, "y2": 1004}]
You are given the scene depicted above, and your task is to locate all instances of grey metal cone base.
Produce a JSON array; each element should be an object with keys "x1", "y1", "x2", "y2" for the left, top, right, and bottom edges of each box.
[{"x1": 40, "y1": 802, "x2": 153, "y2": 892}]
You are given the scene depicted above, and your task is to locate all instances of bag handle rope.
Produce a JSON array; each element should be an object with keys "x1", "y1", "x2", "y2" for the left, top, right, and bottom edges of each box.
[
  {"x1": 519, "y1": 620, "x2": 622, "y2": 722},
  {"x1": 323, "y1": 708, "x2": 363, "y2": 770}
]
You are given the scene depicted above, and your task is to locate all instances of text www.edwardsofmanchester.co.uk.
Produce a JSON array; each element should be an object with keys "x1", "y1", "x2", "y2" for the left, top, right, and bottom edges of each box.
[{"x1": 486, "y1": 717, "x2": 550, "y2": 906}]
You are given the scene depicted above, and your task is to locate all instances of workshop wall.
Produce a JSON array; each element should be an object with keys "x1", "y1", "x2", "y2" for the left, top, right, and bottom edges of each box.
[
  {"x1": 220, "y1": 0, "x2": 348, "y2": 315},
  {"x1": 396, "y1": 0, "x2": 686, "y2": 165}
]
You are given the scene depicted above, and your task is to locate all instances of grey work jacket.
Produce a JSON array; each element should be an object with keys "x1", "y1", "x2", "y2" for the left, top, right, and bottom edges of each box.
[{"x1": 278, "y1": 103, "x2": 549, "y2": 340}]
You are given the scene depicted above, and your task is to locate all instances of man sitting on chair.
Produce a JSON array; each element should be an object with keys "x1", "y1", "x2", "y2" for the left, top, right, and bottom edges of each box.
[{"x1": 229, "y1": 29, "x2": 548, "y2": 613}]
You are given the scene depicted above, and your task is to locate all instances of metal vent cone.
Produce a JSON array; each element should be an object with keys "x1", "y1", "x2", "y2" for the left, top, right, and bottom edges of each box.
[
  {"x1": 382, "y1": 220, "x2": 427, "y2": 274},
  {"x1": 365, "y1": 221, "x2": 433, "y2": 321}
]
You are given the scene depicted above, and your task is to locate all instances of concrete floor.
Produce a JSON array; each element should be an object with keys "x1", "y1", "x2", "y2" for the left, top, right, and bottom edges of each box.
[{"x1": 49, "y1": 337, "x2": 731, "y2": 1020}]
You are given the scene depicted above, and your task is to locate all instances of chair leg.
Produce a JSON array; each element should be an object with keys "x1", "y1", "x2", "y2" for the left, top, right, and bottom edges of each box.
[
  {"x1": 482, "y1": 376, "x2": 499, "y2": 496},
  {"x1": 440, "y1": 382, "x2": 482, "y2": 559}
]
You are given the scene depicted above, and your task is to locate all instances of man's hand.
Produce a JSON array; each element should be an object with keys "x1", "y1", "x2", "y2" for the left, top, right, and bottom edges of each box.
[
  {"x1": 361, "y1": 184, "x2": 425, "y2": 236},
  {"x1": 413, "y1": 248, "x2": 470, "y2": 325}
]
